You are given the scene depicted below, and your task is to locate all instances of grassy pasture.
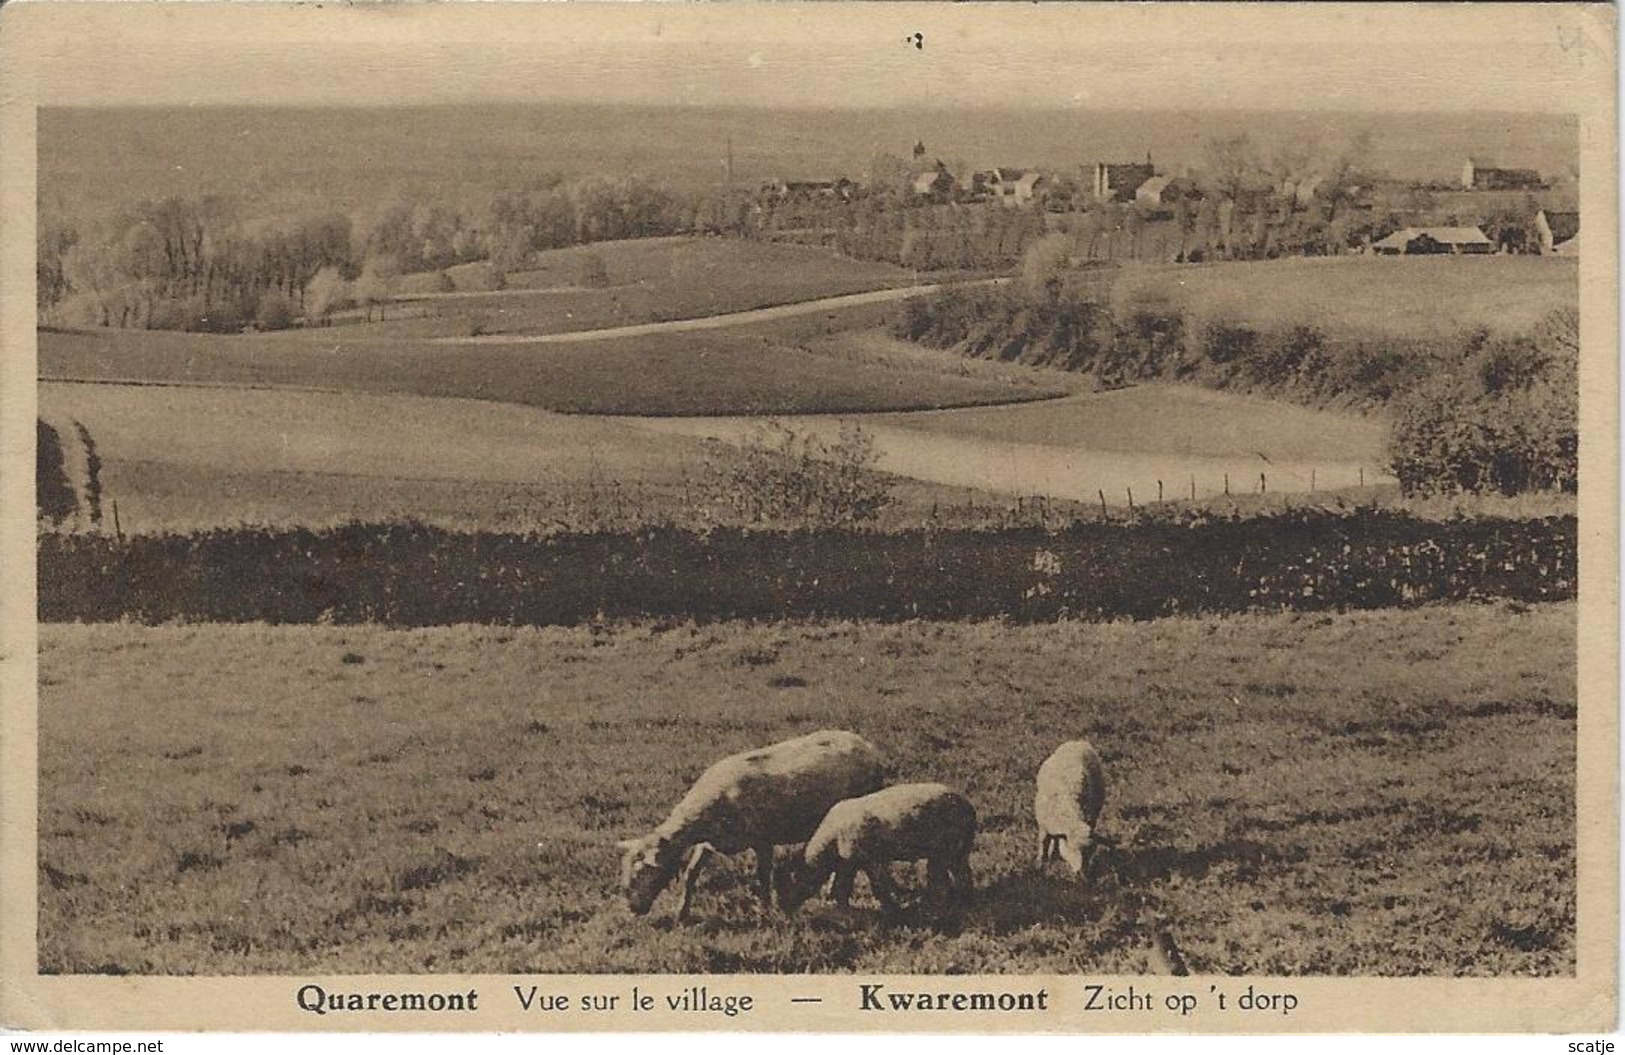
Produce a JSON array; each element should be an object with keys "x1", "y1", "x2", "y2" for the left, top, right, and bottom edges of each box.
[
  {"x1": 287, "y1": 238, "x2": 935, "y2": 341},
  {"x1": 41, "y1": 309, "x2": 1061, "y2": 419},
  {"x1": 37, "y1": 381, "x2": 1065, "y2": 533},
  {"x1": 36, "y1": 374, "x2": 1393, "y2": 536},
  {"x1": 38, "y1": 602, "x2": 1574, "y2": 975},
  {"x1": 36, "y1": 382, "x2": 719, "y2": 533},
  {"x1": 871, "y1": 383, "x2": 1388, "y2": 466},
  {"x1": 1102, "y1": 255, "x2": 1577, "y2": 343}
]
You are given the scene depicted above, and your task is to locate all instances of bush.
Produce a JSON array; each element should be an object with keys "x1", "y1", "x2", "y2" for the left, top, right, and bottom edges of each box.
[
  {"x1": 706, "y1": 420, "x2": 891, "y2": 527},
  {"x1": 1389, "y1": 316, "x2": 1577, "y2": 496},
  {"x1": 1196, "y1": 317, "x2": 1258, "y2": 366},
  {"x1": 253, "y1": 294, "x2": 297, "y2": 332},
  {"x1": 36, "y1": 421, "x2": 77, "y2": 526},
  {"x1": 143, "y1": 294, "x2": 254, "y2": 334}
]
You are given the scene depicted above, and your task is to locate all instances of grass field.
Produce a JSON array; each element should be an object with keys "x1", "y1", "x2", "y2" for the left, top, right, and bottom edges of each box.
[
  {"x1": 38, "y1": 381, "x2": 1077, "y2": 533},
  {"x1": 38, "y1": 602, "x2": 1575, "y2": 975},
  {"x1": 1102, "y1": 255, "x2": 1577, "y2": 343},
  {"x1": 38, "y1": 366, "x2": 1414, "y2": 533},
  {"x1": 302, "y1": 239, "x2": 937, "y2": 342},
  {"x1": 871, "y1": 383, "x2": 1387, "y2": 465},
  {"x1": 41, "y1": 311, "x2": 1063, "y2": 419},
  {"x1": 36, "y1": 382, "x2": 722, "y2": 532}
]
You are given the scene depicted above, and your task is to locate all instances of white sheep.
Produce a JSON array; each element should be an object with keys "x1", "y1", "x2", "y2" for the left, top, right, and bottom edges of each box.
[
  {"x1": 615, "y1": 729, "x2": 886, "y2": 920},
  {"x1": 776, "y1": 782, "x2": 976, "y2": 915},
  {"x1": 1035, "y1": 739, "x2": 1106, "y2": 875}
]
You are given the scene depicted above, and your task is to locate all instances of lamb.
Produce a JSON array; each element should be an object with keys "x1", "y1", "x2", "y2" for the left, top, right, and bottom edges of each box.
[
  {"x1": 1034, "y1": 739, "x2": 1106, "y2": 875},
  {"x1": 776, "y1": 783, "x2": 976, "y2": 916},
  {"x1": 615, "y1": 729, "x2": 886, "y2": 920}
]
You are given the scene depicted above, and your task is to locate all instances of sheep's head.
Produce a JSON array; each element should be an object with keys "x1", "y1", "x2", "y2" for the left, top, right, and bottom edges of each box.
[
  {"x1": 616, "y1": 834, "x2": 682, "y2": 915},
  {"x1": 773, "y1": 856, "x2": 818, "y2": 915}
]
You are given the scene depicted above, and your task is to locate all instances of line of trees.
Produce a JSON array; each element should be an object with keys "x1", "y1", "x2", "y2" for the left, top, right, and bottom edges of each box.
[{"x1": 38, "y1": 174, "x2": 704, "y2": 332}]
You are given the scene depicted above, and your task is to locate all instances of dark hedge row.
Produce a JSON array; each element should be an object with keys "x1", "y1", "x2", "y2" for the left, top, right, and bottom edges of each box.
[{"x1": 38, "y1": 512, "x2": 1575, "y2": 626}]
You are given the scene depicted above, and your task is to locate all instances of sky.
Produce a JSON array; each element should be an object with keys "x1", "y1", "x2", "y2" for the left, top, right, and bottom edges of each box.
[{"x1": 4, "y1": 2, "x2": 1610, "y2": 114}]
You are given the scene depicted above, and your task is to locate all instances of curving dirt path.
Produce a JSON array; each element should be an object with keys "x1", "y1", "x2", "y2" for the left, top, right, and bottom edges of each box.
[{"x1": 433, "y1": 278, "x2": 1007, "y2": 346}]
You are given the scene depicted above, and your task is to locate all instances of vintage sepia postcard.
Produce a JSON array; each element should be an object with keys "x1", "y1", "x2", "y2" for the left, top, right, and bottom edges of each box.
[{"x1": 0, "y1": 0, "x2": 1617, "y2": 1037}]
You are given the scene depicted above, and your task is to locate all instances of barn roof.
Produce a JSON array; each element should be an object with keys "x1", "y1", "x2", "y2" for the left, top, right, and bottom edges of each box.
[
  {"x1": 1372, "y1": 226, "x2": 1493, "y2": 250},
  {"x1": 912, "y1": 170, "x2": 945, "y2": 193},
  {"x1": 1136, "y1": 175, "x2": 1172, "y2": 197},
  {"x1": 1422, "y1": 226, "x2": 1495, "y2": 245}
]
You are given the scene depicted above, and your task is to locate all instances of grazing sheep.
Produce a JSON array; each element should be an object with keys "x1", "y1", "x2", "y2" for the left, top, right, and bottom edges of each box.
[
  {"x1": 616, "y1": 730, "x2": 886, "y2": 920},
  {"x1": 1035, "y1": 739, "x2": 1106, "y2": 875},
  {"x1": 776, "y1": 783, "x2": 976, "y2": 916}
]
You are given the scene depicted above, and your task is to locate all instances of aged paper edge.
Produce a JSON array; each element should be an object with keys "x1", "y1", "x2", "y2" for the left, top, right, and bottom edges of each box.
[{"x1": 0, "y1": 1, "x2": 1617, "y2": 1034}]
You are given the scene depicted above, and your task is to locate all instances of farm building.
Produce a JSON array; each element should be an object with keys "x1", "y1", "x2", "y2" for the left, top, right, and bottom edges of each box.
[
  {"x1": 1135, "y1": 175, "x2": 1171, "y2": 205},
  {"x1": 762, "y1": 179, "x2": 855, "y2": 202},
  {"x1": 1371, "y1": 226, "x2": 1495, "y2": 256},
  {"x1": 1535, "y1": 209, "x2": 1580, "y2": 255},
  {"x1": 1136, "y1": 175, "x2": 1199, "y2": 206},
  {"x1": 1092, "y1": 161, "x2": 1156, "y2": 202},
  {"x1": 986, "y1": 168, "x2": 1045, "y2": 207},
  {"x1": 1461, "y1": 157, "x2": 1543, "y2": 191},
  {"x1": 912, "y1": 165, "x2": 956, "y2": 202}
]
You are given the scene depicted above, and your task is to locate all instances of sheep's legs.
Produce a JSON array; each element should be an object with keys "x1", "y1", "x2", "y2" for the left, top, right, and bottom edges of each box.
[
  {"x1": 865, "y1": 863, "x2": 902, "y2": 915},
  {"x1": 925, "y1": 858, "x2": 952, "y2": 911},
  {"x1": 1039, "y1": 833, "x2": 1056, "y2": 866},
  {"x1": 830, "y1": 861, "x2": 858, "y2": 908},
  {"x1": 753, "y1": 844, "x2": 776, "y2": 910},
  {"x1": 952, "y1": 849, "x2": 974, "y2": 898},
  {"x1": 675, "y1": 843, "x2": 714, "y2": 922}
]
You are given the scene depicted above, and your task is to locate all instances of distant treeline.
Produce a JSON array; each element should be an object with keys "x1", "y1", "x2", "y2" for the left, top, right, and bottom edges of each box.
[
  {"x1": 40, "y1": 131, "x2": 1570, "y2": 336},
  {"x1": 37, "y1": 176, "x2": 712, "y2": 333},
  {"x1": 39, "y1": 513, "x2": 1573, "y2": 626}
]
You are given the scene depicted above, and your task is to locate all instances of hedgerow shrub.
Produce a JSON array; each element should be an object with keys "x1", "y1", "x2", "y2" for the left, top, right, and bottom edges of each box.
[
  {"x1": 897, "y1": 286, "x2": 1579, "y2": 496},
  {"x1": 705, "y1": 420, "x2": 890, "y2": 527},
  {"x1": 38, "y1": 511, "x2": 1574, "y2": 626},
  {"x1": 1389, "y1": 310, "x2": 1577, "y2": 496}
]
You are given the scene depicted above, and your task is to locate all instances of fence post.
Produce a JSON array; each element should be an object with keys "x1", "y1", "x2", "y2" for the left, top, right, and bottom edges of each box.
[
  {"x1": 1310, "y1": 468, "x2": 1316, "y2": 492},
  {"x1": 1223, "y1": 473, "x2": 1229, "y2": 495},
  {"x1": 1260, "y1": 472, "x2": 1267, "y2": 494},
  {"x1": 1127, "y1": 486, "x2": 1135, "y2": 510},
  {"x1": 1190, "y1": 475, "x2": 1196, "y2": 501},
  {"x1": 112, "y1": 499, "x2": 123, "y2": 542},
  {"x1": 1098, "y1": 489, "x2": 1108, "y2": 518},
  {"x1": 1157, "y1": 479, "x2": 1164, "y2": 503},
  {"x1": 1359, "y1": 467, "x2": 1365, "y2": 487}
]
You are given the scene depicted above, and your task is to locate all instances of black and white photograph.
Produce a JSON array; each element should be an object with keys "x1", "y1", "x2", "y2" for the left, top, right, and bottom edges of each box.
[{"x1": 3, "y1": 0, "x2": 1616, "y2": 1035}]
